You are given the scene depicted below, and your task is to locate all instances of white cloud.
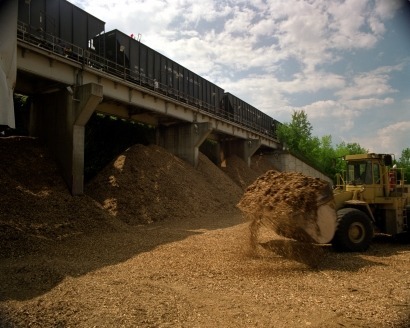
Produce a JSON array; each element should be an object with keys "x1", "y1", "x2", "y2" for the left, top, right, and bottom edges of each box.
[
  {"x1": 70, "y1": 0, "x2": 402, "y2": 88},
  {"x1": 368, "y1": 15, "x2": 386, "y2": 35},
  {"x1": 335, "y1": 64, "x2": 403, "y2": 101},
  {"x1": 374, "y1": 0, "x2": 403, "y2": 19},
  {"x1": 369, "y1": 121, "x2": 410, "y2": 157},
  {"x1": 344, "y1": 97, "x2": 394, "y2": 110},
  {"x1": 279, "y1": 71, "x2": 346, "y2": 94},
  {"x1": 290, "y1": 100, "x2": 357, "y2": 134}
]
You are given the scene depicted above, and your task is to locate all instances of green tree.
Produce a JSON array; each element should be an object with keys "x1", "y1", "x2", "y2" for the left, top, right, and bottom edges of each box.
[
  {"x1": 397, "y1": 148, "x2": 410, "y2": 183},
  {"x1": 277, "y1": 110, "x2": 368, "y2": 180},
  {"x1": 334, "y1": 142, "x2": 368, "y2": 157},
  {"x1": 317, "y1": 135, "x2": 336, "y2": 176},
  {"x1": 398, "y1": 148, "x2": 410, "y2": 165},
  {"x1": 276, "y1": 110, "x2": 317, "y2": 159}
]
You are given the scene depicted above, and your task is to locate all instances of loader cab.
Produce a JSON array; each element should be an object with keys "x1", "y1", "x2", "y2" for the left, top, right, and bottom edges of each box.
[
  {"x1": 346, "y1": 161, "x2": 372, "y2": 185},
  {"x1": 345, "y1": 154, "x2": 388, "y2": 201},
  {"x1": 346, "y1": 158, "x2": 383, "y2": 186}
]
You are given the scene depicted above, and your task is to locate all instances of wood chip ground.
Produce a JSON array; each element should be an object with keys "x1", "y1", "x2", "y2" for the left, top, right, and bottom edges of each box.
[{"x1": 0, "y1": 137, "x2": 409, "y2": 327}]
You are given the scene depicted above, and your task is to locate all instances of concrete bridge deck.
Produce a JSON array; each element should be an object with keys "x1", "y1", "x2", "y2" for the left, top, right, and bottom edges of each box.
[
  {"x1": 13, "y1": 29, "x2": 282, "y2": 194},
  {"x1": 1, "y1": 4, "x2": 330, "y2": 194}
]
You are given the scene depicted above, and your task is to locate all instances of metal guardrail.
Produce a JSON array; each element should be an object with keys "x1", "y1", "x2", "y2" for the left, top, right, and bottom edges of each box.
[{"x1": 16, "y1": 21, "x2": 278, "y2": 140}]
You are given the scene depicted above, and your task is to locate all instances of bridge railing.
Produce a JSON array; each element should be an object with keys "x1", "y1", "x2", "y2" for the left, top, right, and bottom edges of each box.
[
  {"x1": 16, "y1": 21, "x2": 278, "y2": 140},
  {"x1": 17, "y1": 21, "x2": 86, "y2": 63}
]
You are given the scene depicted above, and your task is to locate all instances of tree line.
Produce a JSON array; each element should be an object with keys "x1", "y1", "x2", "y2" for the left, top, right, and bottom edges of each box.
[{"x1": 276, "y1": 110, "x2": 410, "y2": 182}]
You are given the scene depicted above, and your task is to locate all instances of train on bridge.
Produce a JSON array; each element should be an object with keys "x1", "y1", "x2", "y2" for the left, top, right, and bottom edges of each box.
[{"x1": 17, "y1": 0, "x2": 281, "y2": 139}]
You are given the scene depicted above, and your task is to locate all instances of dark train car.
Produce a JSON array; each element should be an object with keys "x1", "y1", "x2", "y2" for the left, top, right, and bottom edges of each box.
[
  {"x1": 94, "y1": 29, "x2": 130, "y2": 76},
  {"x1": 18, "y1": 0, "x2": 105, "y2": 53},
  {"x1": 220, "y1": 93, "x2": 234, "y2": 120},
  {"x1": 93, "y1": 29, "x2": 160, "y2": 84},
  {"x1": 270, "y1": 118, "x2": 281, "y2": 138},
  {"x1": 259, "y1": 112, "x2": 281, "y2": 139},
  {"x1": 222, "y1": 93, "x2": 281, "y2": 138},
  {"x1": 222, "y1": 93, "x2": 259, "y2": 127},
  {"x1": 96, "y1": 29, "x2": 224, "y2": 112},
  {"x1": 16, "y1": 1, "x2": 279, "y2": 137}
]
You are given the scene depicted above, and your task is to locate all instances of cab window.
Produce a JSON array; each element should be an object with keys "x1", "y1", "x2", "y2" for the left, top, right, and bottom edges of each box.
[
  {"x1": 373, "y1": 163, "x2": 381, "y2": 184},
  {"x1": 347, "y1": 161, "x2": 372, "y2": 184}
]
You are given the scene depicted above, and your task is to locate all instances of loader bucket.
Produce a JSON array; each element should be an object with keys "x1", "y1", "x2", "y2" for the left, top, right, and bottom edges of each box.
[
  {"x1": 301, "y1": 194, "x2": 337, "y2": 244},
  {"x1": 237, "y1": 170, "x2": 337, "y2": 245}
]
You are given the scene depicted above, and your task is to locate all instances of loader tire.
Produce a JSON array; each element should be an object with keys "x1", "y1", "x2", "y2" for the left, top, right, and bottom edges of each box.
[{"x1": 332, "y1": 208, "x2": 373, "y2": 252}]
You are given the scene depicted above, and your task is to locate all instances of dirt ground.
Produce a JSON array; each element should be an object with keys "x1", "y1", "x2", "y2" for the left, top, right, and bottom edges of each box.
[{"x1": 0, "y1": 137, "x2": 409, "y2": 328}]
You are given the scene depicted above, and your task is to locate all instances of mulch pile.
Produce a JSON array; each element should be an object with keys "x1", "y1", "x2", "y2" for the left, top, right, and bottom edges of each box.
[
  {"x1": 0, "y1": 137, "x2": 121, "y2": 258},
  {"x1": 0, "y1": 137, "x2": 276, "y2": 256},
  {"x1": 85, "y1": 144, "x2": 245, "y2": 225},
  {"x1": 220, "y1": 154, "x2": 268, "y2": 189},
  {"x1": 1, "y1": 137, "x2": 409, "y2": 327}
]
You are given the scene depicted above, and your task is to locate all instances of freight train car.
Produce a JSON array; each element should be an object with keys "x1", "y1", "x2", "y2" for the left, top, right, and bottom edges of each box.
[
  {"x1": 222, "y1": 93, "x2": 280, "y2": 138},
  {"x1": 16, "y1": 1, "x2": 280, "y2": 140},
  {"x1": 255, "y1": 109, "x2": 280, "y2": 138},
  {"x1": 93, "y1": 29, "x2": 225, "y2": 114},
  {"x1": 17, "y1": 0, "x2": 105, "y2": 55}
]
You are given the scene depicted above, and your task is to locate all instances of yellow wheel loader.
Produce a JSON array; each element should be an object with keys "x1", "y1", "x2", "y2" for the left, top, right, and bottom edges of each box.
[
  {"x1": 328, "y1": 153, "x2": 410, "y2": 251},
  {"x1": 238, "y1": 153, "x2": 409, "y2": 253}
]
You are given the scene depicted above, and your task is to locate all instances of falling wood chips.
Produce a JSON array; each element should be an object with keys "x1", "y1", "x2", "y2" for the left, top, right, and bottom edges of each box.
[{"x1": 237, "y1": 170, "x2": 333, "y2": 267}]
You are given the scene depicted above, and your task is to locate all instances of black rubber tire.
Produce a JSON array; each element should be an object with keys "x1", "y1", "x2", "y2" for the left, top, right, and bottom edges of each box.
[{"x1": 332, "y1": 208, "x2": 374, "y2": 252}]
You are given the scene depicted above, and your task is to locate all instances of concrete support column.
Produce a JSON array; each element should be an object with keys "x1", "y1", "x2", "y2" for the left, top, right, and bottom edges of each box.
[
  {"x1": 222, "y1": 138, "x2": 261, "y2": 167},
  {"x1": 30, "y1": 83, "x2": 102, "y2": 195},
  {"x1": 214, "y1": 142, "x2": 222, "y2": 166},
  {"x1": 0, "y1": 0, "x2": 18, "y2": 128},
  {"x1": 158, "y1": 122, "x2": 212, "y2": 167},
  {"x1": 70, "y1": 83, "x2": 103, "y2": 194}
]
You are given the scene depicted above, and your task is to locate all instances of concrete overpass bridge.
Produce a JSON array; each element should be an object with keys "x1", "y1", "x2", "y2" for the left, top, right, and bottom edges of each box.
[{"x1": 12, "y1": 23, "x2": 282, "y2": 194}]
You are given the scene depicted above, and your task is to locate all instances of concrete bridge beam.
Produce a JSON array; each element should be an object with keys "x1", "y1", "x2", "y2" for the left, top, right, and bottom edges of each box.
[{"x1": 158, "y1": 122, "x2": 212, "y2": 168}]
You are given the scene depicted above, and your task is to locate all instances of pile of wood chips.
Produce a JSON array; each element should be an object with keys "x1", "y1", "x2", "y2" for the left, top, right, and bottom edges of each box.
[{"x1": 1, "y1": 137, "x2": 409, "y2": 328}]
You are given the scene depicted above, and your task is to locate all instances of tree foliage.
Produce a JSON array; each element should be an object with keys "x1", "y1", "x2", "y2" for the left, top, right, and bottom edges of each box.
[
  {"x1": 277, "y1": 110, "x2": 369, "y2": 179},
  {"x1": 277, "y1": 110, "x2": 313, "y2": 154},
  {"x1": 397, "y1": 148, "x2": 410, "y2": 183},
  {"x1": 278, "y1": 109, "x2": 410, "y2": 183}
]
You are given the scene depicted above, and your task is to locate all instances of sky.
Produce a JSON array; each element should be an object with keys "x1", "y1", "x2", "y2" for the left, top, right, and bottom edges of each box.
[{"x1": 69, "y1": 0, "x2": 410, "y2": 159}]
